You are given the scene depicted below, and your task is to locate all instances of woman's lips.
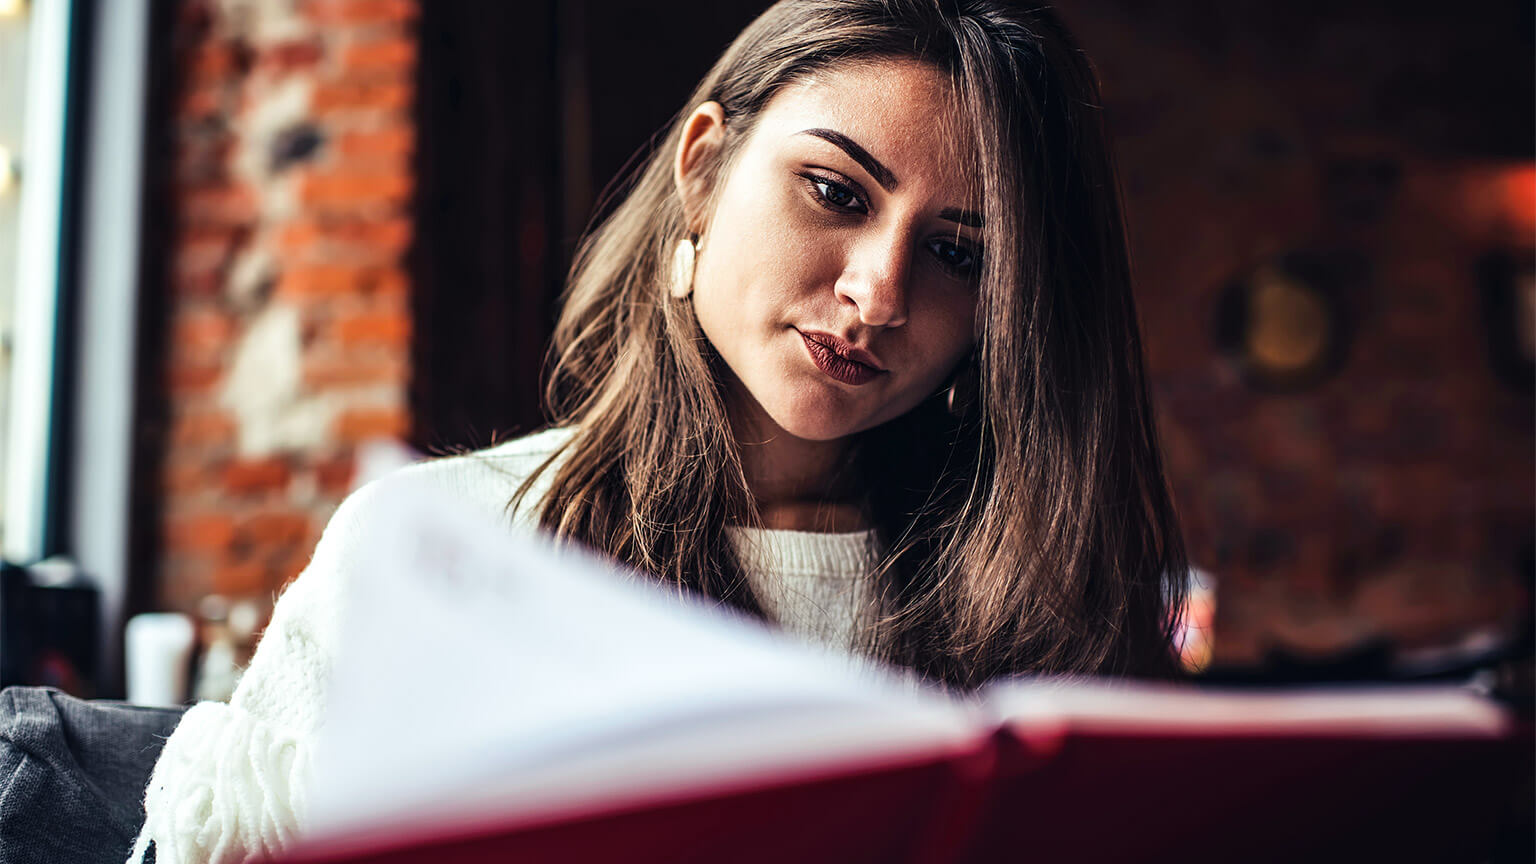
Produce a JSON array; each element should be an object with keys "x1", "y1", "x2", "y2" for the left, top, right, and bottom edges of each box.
[{"x1": 798, "y1": 330, "x2": 886, "y2": 386}]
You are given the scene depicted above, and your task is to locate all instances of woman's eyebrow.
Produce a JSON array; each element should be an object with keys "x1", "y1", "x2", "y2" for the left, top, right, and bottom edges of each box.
[
  {"x1": 797, "y1": 128, "x2": 982, "y2": 228},
  {"x1": 938, "y1": 207, "x2": 982, "y2": 228},
  {"x1": 796, "y1": 128, "x2": 898, "y2": 191}
]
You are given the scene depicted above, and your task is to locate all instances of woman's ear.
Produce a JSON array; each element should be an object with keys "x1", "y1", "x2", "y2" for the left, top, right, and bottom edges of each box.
[{"x1": 673, "y1": 102, "x2": 727, "y2": 236}]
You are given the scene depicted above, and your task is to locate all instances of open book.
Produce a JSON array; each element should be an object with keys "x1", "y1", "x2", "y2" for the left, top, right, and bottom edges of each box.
[{"x1": 278, "y1": 478, "x2": 1526, "y2": 864}]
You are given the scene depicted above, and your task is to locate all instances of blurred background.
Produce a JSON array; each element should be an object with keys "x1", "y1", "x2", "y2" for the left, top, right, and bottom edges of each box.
[{"x1": 0, "y1": 0, "x2": 1529, "y2": 700}]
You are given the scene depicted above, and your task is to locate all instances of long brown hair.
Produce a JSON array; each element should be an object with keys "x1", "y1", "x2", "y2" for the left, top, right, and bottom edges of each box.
[{"x1": 517, "y1": 0, "x2": 1189, "y2": 689}]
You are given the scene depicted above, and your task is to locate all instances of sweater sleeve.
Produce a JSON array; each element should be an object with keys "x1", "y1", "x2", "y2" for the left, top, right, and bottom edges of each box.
[
  {"x1": 127, "y1": 478, "x2": 390, "y2": 864},
  {"x1": 126, "y1": 429, "x2": 572, "y2": 864}
]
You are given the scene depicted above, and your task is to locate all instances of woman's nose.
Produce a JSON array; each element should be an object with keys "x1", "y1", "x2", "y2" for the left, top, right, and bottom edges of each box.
[{"x1": 833, "y1": 231, "x2": 911, "y2": 328}]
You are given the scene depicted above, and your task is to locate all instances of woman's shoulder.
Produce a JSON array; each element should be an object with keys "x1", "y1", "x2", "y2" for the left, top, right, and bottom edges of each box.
[
  {"x1": 328, "y1": 424, "x2": 577, "y2": 538},
  {"x1": 378, "y1": 426, "x2": 577, "y2": 526},
  {"x1": 408, "y1": 425, "x2": 576, "y2": 478},
  {"x1": 464, "y1": 425, "x2": 579, "y2": 465}
]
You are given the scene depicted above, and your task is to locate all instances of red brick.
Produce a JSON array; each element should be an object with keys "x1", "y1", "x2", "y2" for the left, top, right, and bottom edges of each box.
[
  {"x1": 182, "y1": 184, "x2": 256, "y2": 225},
  {"x1": 278, "y1": 547, "x2": 317, "y2": 581},
  {"x1": 277, "y1": 220, "x2": 413, "y2": 260},
  {"x1": 335, "y1": 311, "x2": 409, "y2": 347},
  {"x1": 340, "y1": 36, "x2": 417, "y2": 74},
  {"x1": 211, "y1": 561, "x2": 267, "y2": 596},
  {"x1": 157, "y1": 0, "x2": 427, "y2": 620},
  {"x1": 169, "y1": 411, "x2": 235, "y2": 447},
  {"x1": 176, "y1": 122, "x2": 234, "y2": 153},
  {"x1": 173, "y1": 309, "x2": 233, "y2": 353},
  {"x1": 172, "y1": 270, "x2": 227, "y2": 299},
  {"x1": 276, "y1": 220, "x2": 323, "y2": 253},
  {"x1": 334, "y1": 407, "x2": 408, "y2": 442},
  {"x1": 189, "y1": 41, "x2": 238, "y2": 82},
  {"x1": 224, "y1": 457, "x2": 292, "y2": 494},
  {"x1": 312, "y1": 80, "x2": 412, "y2": 113},
  {"x1": 373, "y1": 221, "x2": 413, "y2": 255},
  {"x1": 169, "y1": 362, "x2": 224, "y2": 395},
  {"x1": 258, "y1": 38, "x2": 324, "y2": 73},
  {"x1": 336, "y1": 128, "x2": 414, "y2": 159},
  {"x1": 327, "y1": 149, "x2": 410, "y2": 179},
  {"x1": 370, "y1": 266, "x2": 410, "y2": 297},
  {"x1": 300, "y1": 171, "x2": 413, "y2": 209},
  {"x1": 314, "y1": 455, "x2": 357, "y2": 495},
  {"x1": 303, "y1": 0, "x2": 418, "y2": 25},
  {"x1": 166, "y1": 513, "x2": 236, "y2": 553},
  {"x1": 303, "y1": 353, "x2": 407, "y2": 388},
  {"x1": 173, "y1": 238, "x2": 233, "y2": 282},
  {"x1": 177, "y1": 84, "x2": 227, "y2": 117},
  {"x1": 162, "y1": 461, "x2": 211, "y2": 495},
  {"x1": 237, "y1": 511, "x2": 312, "y2": 547},
  {"x1": 275, "y1": 264, "x2": 366, "y2": 297}
]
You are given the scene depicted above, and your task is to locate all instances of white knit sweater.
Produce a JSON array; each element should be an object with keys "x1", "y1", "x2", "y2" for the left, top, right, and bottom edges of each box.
[{"x1": 129, "y1": 427, "x2": 878, "y2": 863}]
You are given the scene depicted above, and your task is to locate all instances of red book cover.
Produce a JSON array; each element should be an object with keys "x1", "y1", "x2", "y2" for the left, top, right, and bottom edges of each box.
[
  {"x1": 280, "y1": 707, "x2": 1527, "y2": 864},
  {"x1": 275, "y1": 483, "x2": 1528, "y2": 864}
]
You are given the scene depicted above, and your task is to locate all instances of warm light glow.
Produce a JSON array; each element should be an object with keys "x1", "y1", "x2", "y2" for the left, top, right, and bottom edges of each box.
[
  {"x1": 0, "y1": 0, "x2": 25, "y2": 18},
  {"x1": 0, "y1": 145, "x2": 15, "y2": 196},
  {"x1": 1247, "y1": 266, "x2": 1329, "y2": 373},
  {"x1": 1174, "y1": 568, "x2": 1217, "y2": 673},
  {"x1": 1500, "y1": 163, "x2": 1536, "y2": 238}
]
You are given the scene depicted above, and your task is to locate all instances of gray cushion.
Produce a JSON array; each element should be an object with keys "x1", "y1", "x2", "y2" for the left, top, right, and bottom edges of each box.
[{"x1": 0, "y1": 686, "x2": 187, "y2": 864}]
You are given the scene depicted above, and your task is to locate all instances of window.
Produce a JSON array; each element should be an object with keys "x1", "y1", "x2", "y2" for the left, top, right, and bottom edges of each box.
[{"x1": 0, "y1": 0, "x2": 73, "y2": 563}]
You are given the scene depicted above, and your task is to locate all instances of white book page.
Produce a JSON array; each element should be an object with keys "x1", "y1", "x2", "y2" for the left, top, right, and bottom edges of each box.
[
  {"x1": 306, "y1": 477, "x2": 978, "y2": 842},
  {"x1": 976, "y1": 675, "x2": 1513, "y2": 737}
]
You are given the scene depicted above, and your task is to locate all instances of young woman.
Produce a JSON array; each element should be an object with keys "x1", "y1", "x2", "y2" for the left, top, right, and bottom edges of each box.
[{"x1": 132, "y1": 1, "x2": 1188, "y2": 860}]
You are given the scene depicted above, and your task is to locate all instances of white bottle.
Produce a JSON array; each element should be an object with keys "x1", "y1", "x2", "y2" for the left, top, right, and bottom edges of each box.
[
  {"x1": 124, "y1": 613, "x2": 194, "y2": 707},
  {"x1": 192, "y1": 595, "x2": 240, "y2": 703}
]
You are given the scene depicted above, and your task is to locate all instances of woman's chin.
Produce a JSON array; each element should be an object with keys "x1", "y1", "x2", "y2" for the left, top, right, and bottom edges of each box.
[
  {"x1": 761, "y1": 385, "x2": 937, "y2": 442},
  {"x1": 762, "y1": 401, "x2": 882, "y2": 442},
  {"x1": 771, "y1": 417, "x2": 857, "y2": 442},
  {"x1": 738, "y1": 378, "x2": 912, "y2": 442},
  {"x1": 752, "y1": 398, "x2": 859, "y2": 442}
]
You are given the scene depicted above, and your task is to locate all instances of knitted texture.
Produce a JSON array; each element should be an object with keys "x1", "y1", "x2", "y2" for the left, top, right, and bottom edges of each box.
[
  {"x1": 130, "y1": 427, "x2": 875, "y2": 863},
  {"x1": 735, "y1": 526, "x2": 875, "y2": 647},
  {"x1": 126, "y1": 702, "x2": 306, "y2": 863}
]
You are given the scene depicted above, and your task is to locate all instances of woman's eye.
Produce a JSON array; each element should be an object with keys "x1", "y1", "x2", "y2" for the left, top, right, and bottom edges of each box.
[
  {"x1": 800, "y1": 174, "x2": 867, "y2": 214},
  {"x1": 928, "y1": 238, "x2": 979, "y2": 277}
]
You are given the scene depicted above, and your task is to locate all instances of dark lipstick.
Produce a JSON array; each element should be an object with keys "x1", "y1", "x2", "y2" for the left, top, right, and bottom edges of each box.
[{"x1": 798, "y1": 330, "x2": 886, "y2": 386}]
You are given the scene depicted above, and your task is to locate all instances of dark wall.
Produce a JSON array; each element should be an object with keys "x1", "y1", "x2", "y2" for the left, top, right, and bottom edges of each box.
[
  {"x1": 409, "y1": 1, "x2": 560, "y2": 451},
  {"x1": 409, "y1": 0, "x2": 767, "y2": 451}
]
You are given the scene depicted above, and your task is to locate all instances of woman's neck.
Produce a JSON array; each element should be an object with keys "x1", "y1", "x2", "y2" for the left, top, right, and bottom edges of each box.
[{"x1": 729, "y1": 396, "x2": 869, "y2": 533}]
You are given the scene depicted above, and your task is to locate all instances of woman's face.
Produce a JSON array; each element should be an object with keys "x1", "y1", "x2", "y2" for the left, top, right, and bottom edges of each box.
[{"x1": 678, "y1": 59, "x2": 981, "y2": 443}]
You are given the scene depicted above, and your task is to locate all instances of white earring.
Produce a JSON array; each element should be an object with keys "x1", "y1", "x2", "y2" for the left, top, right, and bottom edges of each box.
[{"x1": 669, "y1": 235, "x2": 698, "y2": 299}]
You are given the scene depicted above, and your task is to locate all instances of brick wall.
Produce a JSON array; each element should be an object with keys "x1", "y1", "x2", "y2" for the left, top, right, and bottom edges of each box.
[{"x1": 158, "y1": 0, "x2": 418, "y2": 616}]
